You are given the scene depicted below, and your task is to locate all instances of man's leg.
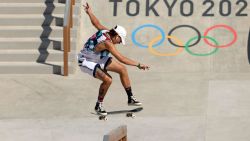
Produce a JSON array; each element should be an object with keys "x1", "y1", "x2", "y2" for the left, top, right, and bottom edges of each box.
[
  {"x1": 106, "y1": 59, "x2": 142, "y2": 106},
  {"x1": 94, "y1": 67, "x2": 112, "y2": 115},
  {"x1": 105, "y1": 58, "x2": 130, "y2": 87}
]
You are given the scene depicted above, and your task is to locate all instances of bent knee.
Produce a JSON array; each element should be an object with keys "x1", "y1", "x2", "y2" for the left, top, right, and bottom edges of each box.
[
  {"x1": 103, "y1": 76, "x2": 112, "y2": 85},
  {"x1": 119, "y1": 65, "x2": 127, "y2": 74}
]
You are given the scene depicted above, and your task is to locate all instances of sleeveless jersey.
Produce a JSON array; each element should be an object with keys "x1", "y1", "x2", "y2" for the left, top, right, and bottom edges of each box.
[{"x1": 82, "y1": 30, "x2": 112, "y2": 59}]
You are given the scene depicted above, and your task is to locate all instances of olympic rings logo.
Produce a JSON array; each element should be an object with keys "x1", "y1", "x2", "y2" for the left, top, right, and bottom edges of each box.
[{"x1": 131, "y1": 24, "x2": 238, "y2": 56}]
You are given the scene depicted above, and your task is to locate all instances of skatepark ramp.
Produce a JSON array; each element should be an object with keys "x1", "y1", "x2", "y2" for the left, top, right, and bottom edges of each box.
[
  {"x1": 0, "y1": 0, "x2": 80, "y2": 74},
  {"x1": 103, "y1": 125, "x2": 127, "y2": 141}
]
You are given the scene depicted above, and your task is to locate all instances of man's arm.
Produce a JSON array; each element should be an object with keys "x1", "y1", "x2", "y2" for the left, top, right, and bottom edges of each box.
[
  {"x1": 83, "y1": 3, "x2": 108, "y2": 30},
  {"x1": 105, "y1": 41, "x2": 150, "y2": 70},
  {"x1": 105, "y1": 41, "x2": 138, "y2": 66}
]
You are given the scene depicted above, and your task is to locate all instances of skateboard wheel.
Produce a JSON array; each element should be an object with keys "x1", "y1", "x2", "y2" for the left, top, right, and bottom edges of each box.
[
  {"x1": 99, "y1": 116, "x2": 107, "y2": 121},
  {"x1": 126, "y1": 113, "x2": 134, "y2": 117},
  {"x1": 131, "y1": 114, "x2": 136, "y2": 118}
]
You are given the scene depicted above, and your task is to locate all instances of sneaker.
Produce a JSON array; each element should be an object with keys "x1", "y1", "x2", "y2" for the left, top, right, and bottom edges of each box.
[
  {"x1": 95, "y1": 102, "x2": 107, "y2": 116},
  {"x1": 128, "y1": 96, "x2": 142, "y2": 106}
]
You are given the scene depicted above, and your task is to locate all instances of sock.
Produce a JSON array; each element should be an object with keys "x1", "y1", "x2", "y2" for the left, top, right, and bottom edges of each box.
[
  {"x1": 97, "y1": 96, "x2": 104, "y2": 103},
  {"x1": 125, "y1": 87, "x2": 133, "y2": 99}
]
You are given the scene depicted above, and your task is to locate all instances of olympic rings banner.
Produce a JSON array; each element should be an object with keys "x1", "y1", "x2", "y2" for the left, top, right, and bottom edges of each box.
[
  {"x1": 106, "y1": 0, "x2": 250, "y2": 63},
  {"x1": 131, "y1": 24, "x2": 238, "y2": 57},
  {"x1": 82, "y1": 0, "x2": 250, "y2": 70}
]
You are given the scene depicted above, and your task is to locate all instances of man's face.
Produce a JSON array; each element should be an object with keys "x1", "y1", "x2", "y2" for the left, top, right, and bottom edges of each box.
[{"x1": 115, "y1": 35, "x2": 122, "y2": 44}]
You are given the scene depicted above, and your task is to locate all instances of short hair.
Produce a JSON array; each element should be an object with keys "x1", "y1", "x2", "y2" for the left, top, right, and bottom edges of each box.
[{"x1": 108, "y1": 28, "x2": 118, "y2": 37}]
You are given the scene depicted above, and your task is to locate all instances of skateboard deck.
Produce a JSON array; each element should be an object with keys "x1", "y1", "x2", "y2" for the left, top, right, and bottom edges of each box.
[{"x1": 91, "y1": 107, "x2": 143, "y2": 121}]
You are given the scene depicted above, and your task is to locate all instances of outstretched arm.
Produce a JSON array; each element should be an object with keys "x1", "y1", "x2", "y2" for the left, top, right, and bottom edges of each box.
[
  {"x1": 83, "y1": 2, "x2": 108, "y2": 30},
  {"x1": 105, "y1": 41, "x2": 150, "y2": 70}
]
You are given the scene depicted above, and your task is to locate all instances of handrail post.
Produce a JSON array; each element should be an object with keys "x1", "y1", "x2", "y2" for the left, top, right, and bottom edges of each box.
[
  {"x1": 70, "y1": 2, "x2": 73, "y2": 28},
  {"x1": 70, "y1": 0, "x2": 75, "y2": 28},
  {"x1": 63, "y1": 0, "x2": 73, "y2": 76},
  {"x1": 68, "y1": 26, "x2": 71, "y2": 52},
  {"x1": 63, "y1": 26, "x2": 69, "y2": 76}
]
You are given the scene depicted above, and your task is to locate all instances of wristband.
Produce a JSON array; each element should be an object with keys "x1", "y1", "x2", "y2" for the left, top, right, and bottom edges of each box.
[{"x1": 137, "y1": 63, "x2": 141, "y2": 69}]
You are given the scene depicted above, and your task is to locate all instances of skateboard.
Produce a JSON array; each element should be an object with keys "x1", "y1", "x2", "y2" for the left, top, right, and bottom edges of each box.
[{"x1": 91, "y1": 107, "x2": 143, "y2": 121}]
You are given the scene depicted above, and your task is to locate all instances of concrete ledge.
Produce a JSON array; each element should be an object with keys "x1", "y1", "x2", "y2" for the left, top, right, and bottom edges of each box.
[{"x1": 103, "y1": 125, "x2": 127, "y2": 141}]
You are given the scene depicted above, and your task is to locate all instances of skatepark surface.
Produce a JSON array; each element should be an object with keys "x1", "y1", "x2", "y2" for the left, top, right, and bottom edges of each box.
[
  {"x1": 0, "y1": 0, "x2": 250, "y2": 140},
  {"x1": 1, "y1": 69, "x2": 250, "y2": 141}
]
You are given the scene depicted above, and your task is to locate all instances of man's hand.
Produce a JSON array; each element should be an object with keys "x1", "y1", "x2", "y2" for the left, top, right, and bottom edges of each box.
[
  {"x1": 137, "y1": 63, "x2": 150, "y2": 70},
  {"x1": 82, "y1": 2, "x2": 108, "y2": 30},
  {"x1": 83, "y1": 2, "x2": 92, "y2": 14}
]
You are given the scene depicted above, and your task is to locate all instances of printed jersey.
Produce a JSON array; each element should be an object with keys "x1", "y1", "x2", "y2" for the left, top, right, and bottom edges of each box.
[{"x1": 82, "y1": 30, "x2": 112, "y2": 59}]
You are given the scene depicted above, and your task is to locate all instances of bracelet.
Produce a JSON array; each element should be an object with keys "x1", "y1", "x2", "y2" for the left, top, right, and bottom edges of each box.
[{"x1": 136, "y1": 63, "x2": 141, "y2": 69}]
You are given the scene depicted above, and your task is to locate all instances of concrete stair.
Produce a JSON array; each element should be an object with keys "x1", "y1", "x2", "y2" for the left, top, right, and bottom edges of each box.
[
  {"x1": 0, "y1": 62, "x2": 74, "y2": 74},
  {"x1": 0, "y1": 38, "x2": 76, "y2": 50},
  {"x1": 0, "y1": 14, "x2": 78, "y2": 26},
  {"x1": 0, "y1": 50, "x2": 76, "y2": 62},
  {"x1": 0, "y1": 0, "x2": 80, "y2": 75},
  {"x1": 0, "y1": 26, "x2": 77, "y2": 38},
  {"x1": 0, "y1": 0, "x2": 75, "y2": 3},
  {"x1": 0, "y1": 3, "x2": 79, "y2": 15}
]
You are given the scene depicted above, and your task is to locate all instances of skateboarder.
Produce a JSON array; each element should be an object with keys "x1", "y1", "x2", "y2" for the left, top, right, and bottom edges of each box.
[{"x1": 78, "y1": 3, "x2": 150, "y2": 116}]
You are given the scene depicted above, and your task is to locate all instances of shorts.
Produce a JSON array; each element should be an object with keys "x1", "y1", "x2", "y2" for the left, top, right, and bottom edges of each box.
[{"x1": 78, "y1": 53, "x2": 112, "y2": 78}]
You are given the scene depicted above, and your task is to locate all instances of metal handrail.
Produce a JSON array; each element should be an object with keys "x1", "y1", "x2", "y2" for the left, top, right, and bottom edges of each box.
[{"x1": 63, "y1": 0, "x2": 75, "y2": 76}]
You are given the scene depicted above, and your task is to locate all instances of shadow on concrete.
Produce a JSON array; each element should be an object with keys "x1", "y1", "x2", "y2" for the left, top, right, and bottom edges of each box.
[{"x1": 37, "y1": 0, "x2": 65, "y2": 75}]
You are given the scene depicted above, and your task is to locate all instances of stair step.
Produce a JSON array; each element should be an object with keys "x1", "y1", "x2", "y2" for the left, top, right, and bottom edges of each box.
[
  {"x1": 0, "y1": 3, "x2": 79, "y2": 15},
  {"x1": 0, "y1": 49, "x2": 77, "y2": 62},
  {"x1": 0, "y1": 1, "x2": 79, "y2": 75},
  {"x1": 0, "y1": 26, "x2": 77, "y2": 38},
  {"x1": 0, "y1": 0, "x2": 81, "y2": 3},
  {"x1": 0, "y1": 38, "x2": 77, "y2": 50},
  {"x1": 0, "y1": 37, "x2": 75, "y2": 42},
  {"x1": 0, "y1": 14, "x2": 79, "y2": 26},
  {"x1": 0, "y1": 62, "x2": 75, "y2": 74}
]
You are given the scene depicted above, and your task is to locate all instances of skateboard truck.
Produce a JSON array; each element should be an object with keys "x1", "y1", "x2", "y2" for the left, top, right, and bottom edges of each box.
[
  {"x1": 99, "y1": 115, "x2": 108, "y2": 121},
  {"x1": 126, "y1": 112, "x2": 136, "y2": 118}
]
